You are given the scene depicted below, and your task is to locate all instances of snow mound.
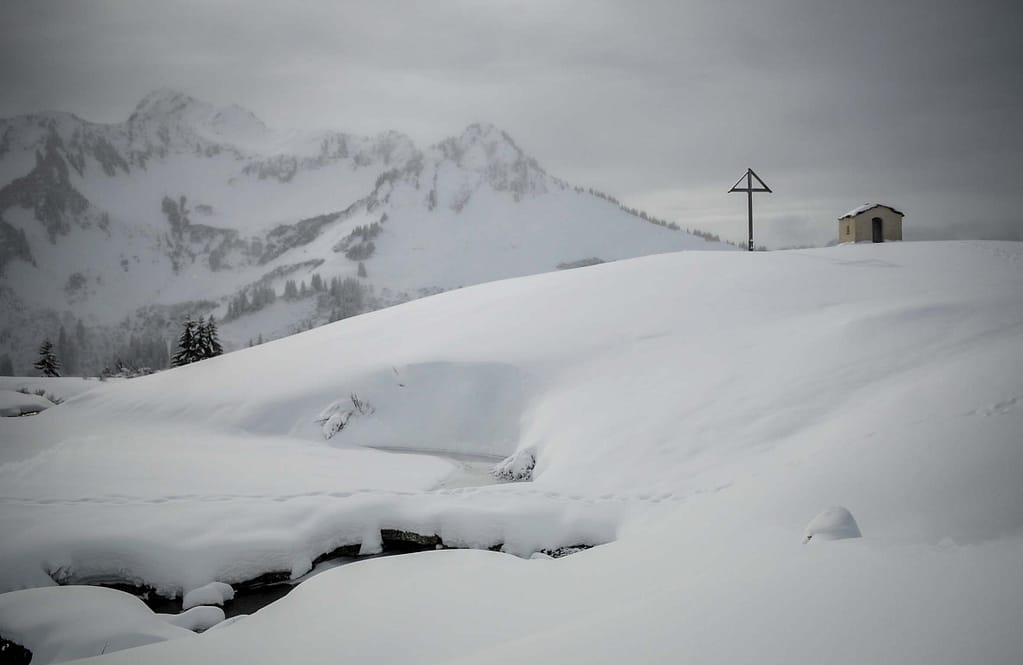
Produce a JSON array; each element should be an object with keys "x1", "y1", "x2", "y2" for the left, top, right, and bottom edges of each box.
[
  {"x1": 802, "y1": 506, "x2": 862, "y2": 543},
  {"x1": 492, "y1": 448, "x2": 536, "y2": 481},
  {"x1": 0, "y1": 586, "x2": 192, "y2": 664},
  {"x1": 159, "y1": 606, "x2": 225, "y2": 632},
  {"x1": 0, "y1": 390, "x2": 53, "y2": 417},
  {"x1": 182, "y1": 581, "x2": 234, "y2": 609}
]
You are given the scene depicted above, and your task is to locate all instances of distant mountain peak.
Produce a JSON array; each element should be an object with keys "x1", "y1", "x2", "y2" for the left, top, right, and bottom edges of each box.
[
  {"x1": 129, "y1": 88, "x2": 209, "y2": 121},
  {"x1": 125, "y1": 89, "x2": 278, "y2": 152},
  {"x1": 207, "y1": 104, "x2": 270, "y2": 144},
  {"x1": 442, "y1": 122, "x2": 522, "y2": 156},
  {"x1": 435, "y1": 122, "x2": 540, "y2": 174},
  {"x1": 461, "y1": 122, "x2": 511, "y2": 142}
]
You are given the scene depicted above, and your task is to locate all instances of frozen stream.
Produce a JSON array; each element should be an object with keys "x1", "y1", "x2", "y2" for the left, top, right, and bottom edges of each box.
[{"x1": 136, "y1": 447, "x2": 512, "y2": 620}]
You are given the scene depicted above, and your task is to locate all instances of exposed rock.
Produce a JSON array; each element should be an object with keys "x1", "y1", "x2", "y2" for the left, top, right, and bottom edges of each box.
[
  {"x1": 538, "y1": 545, "x2": 593, "y2": 558},
  {"x1": 0, "y1": 637, "x2": 31, "y2": 665},
  {"x1": 0, "y1": 219, "x2": 34, "y2": 275},
  {"x1": 557, "y1": 257, "x2": 606, "y2": 270},
  {"x1": 381, "y1": 529, "x2": 441, "y2": 549},
  {"x1": 260, "y1": 212, "x2": 341, "y2": 265},
  {"x1": 0, "y1": 133, "x2": 91, "y2": 241}
]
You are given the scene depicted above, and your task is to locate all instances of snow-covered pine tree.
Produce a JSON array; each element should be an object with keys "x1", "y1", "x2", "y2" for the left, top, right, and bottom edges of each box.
[
  {"x1": 193, "y1": 318, "x2": 209, "y2": 359},
  {"x1": 34, "y1": 339, "x2": 61, "y2": 377},
  {"x1": 189, "y1": 318, "x2": 208, "y2": 361},
  {"x1": 172, "y1": 318, "x2": 196, "y2": 367},
  {"x1": 205, "y1": 316, "x2": 223, "y2": 358}
]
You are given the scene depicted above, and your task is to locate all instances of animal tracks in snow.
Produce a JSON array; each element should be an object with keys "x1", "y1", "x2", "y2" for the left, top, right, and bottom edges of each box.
[{"x1": 0, "y1": 486, "x2": 692, "y2": 508}]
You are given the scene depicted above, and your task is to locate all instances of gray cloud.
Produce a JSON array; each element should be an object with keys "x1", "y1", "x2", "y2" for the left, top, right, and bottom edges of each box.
[{"x1": 1, "y1": 0, "x2": 1020, "y2": 247}]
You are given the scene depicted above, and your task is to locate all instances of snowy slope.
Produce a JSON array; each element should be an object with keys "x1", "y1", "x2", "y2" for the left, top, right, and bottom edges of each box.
[
  {"x1": 0, "y1": 91, "x2": 731, "y2": 373},
  {"x1": 0, "y1": 241, "x2": 1021, "y2": 663}
]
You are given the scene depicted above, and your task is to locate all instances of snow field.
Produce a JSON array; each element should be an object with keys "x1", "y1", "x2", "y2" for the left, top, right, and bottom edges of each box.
[{"x1": 0, "y1": 241, "x2": 1021, "y2": 663}]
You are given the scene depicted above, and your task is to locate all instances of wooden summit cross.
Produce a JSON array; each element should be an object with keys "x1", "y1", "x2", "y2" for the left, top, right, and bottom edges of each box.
[{"x1": 728, "y1": 168, "x2": 772, "y2": 252}]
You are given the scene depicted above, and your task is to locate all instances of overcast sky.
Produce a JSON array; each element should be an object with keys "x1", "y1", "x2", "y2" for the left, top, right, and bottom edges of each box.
[{"x1": 1, "y1": 0, "x2": 1020, "y2": 247}]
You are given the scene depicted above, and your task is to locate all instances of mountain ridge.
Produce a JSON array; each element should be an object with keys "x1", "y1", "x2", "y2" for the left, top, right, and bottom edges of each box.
[{"x1": 0, "y1": 89, "x2": 735, "y2": 375}]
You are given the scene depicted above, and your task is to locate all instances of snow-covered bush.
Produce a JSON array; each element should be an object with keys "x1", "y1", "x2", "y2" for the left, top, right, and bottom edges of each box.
[
  {"x1": 492, "y1": 447, "x2": 536, "y2": 481},
  {"x1": 15, "y1": 388, "x2": 63, "y2": 405},
  {"x1": 315, "y1": 393, "x2": 375, "y2": 439}
]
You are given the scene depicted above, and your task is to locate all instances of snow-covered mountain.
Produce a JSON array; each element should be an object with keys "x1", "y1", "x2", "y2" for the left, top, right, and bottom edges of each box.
[{"x1": 0, "y1": 89, "x2": 732, "y2": 374}]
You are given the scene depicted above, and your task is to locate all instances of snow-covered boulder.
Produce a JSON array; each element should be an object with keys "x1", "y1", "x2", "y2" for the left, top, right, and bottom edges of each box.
[
  {"x1": 0, "y1": 586, "x2": 192, "y2": 664},
  {"x1": 802, "y1": 506, "x2": 862, "y2": 543},
  {"x1": 182, "y1": 581, "x2": 234, "y2": 609},
  {"x1": 492, "y1": 447, "x2": 536, "y2": 481},
  {"x1": 0, "y1": 390, "x2": 54, "y2": 417},
  {"x1": 159, "y1": 606, "x2": 225, "y2": 632}
]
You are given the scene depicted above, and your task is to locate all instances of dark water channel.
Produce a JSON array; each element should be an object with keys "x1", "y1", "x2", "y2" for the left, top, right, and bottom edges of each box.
[{"x1": 129, "y1": 540, "x2": 437, "y2": 619}]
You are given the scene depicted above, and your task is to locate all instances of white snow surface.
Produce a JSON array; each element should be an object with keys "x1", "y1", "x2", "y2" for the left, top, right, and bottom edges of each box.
[
  {"x1": 0, "y1": 390, "x2": 54, "y2": 417},
  {"x1": 1, "y1": 241, "x2": 1022, "y2": 663},
  {"x1": 181, "y1": 582, "x2": 234, "y2": 610},
  {"x1": 0, "y1": 586, "x2": 193, "y2": 663},
  {"x1": 157, "y1": 606, "x2": 225, "y2": 633}
]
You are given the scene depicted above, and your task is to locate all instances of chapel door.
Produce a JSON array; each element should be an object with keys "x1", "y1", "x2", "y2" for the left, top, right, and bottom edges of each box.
[{"x1": 872, "y1": 217, "x2": 884, "y2": 243}]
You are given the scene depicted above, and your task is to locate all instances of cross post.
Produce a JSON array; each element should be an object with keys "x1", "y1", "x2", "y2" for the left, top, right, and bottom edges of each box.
[{"x1": 728, "y1": 168, "x2": 772, "y2": 251}]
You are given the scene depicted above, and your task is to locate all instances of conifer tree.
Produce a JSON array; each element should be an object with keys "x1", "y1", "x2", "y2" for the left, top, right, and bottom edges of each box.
[
  {"x1": 194, "y1": 318, "x2": 211, "y2": 359},
  {"x1": 34, "y1": 339, "x2": 61, "y2": 377},
  {"x1": 204, "y1": 316, "x2": 224, "y2": 357},
  {"x1": 188, "y1": 318, "x2": 206, "y2": 361},
  {"x1": 174, "y1": 317, "x2": 225, "y2": 367},
  {"x1": 172, "y1": 318, "x2": 196, "y2": 367}
]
